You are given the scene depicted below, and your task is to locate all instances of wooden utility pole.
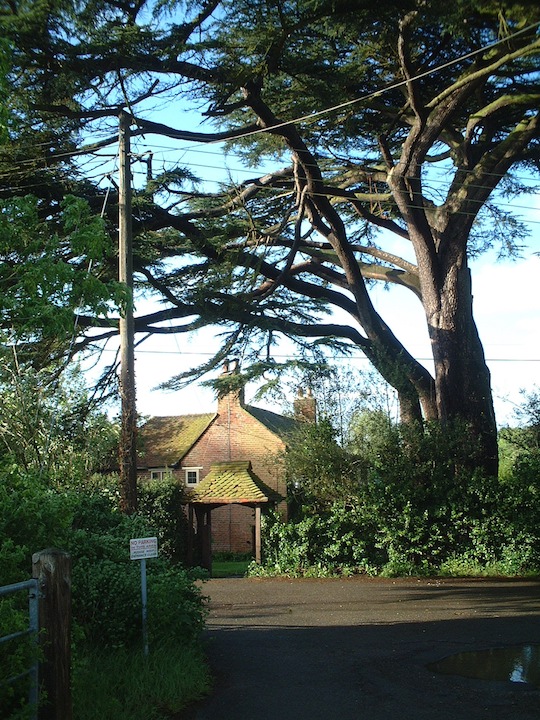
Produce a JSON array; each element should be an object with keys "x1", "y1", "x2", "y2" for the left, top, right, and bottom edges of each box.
[{"x1": 118, "y1": 111, "x2": 138, "y2": 513}]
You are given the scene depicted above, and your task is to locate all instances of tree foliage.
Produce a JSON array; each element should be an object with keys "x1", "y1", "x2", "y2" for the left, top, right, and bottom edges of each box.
[
  {"x1": 1, "y1": 0, "x2": 539, "y2": 473},
  {"x1": 285, "y1": 418, "x2": 359, "y2": 514},
  {"x1": 0, "y1": 352, "x2": 119, "y2": 477},
  {"x1": 0, "y1": 194, "x2": 123, "y2": 363}
]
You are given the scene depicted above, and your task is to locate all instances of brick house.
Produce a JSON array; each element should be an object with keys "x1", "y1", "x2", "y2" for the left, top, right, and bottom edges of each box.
[{"x1": 138, "y1": 361, "x2": 316, "y2": 557}]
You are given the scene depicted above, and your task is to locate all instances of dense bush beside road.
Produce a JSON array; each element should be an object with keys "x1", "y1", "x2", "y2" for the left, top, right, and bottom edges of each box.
[
  {"x1": 0, "y1": 468, "x2": 210, "y2": 720},
  {"x1": 253, "y1": 413, "x2": 540, "y2": 578}
]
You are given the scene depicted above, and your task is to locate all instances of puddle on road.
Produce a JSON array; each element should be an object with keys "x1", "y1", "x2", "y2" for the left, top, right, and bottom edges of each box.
[{"x1": 428, "y1": 644, "x2": 540, "y2": 687}]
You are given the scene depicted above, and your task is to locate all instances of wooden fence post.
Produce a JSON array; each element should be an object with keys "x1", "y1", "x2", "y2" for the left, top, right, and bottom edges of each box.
[{"x1": 32, "y1": 549, "x2": 72, "y2": 720}]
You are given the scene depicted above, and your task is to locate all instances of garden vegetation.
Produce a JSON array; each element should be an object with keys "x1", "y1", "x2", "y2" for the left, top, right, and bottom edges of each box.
[
  {"x1": 0, "y1": 361, "x2": 211, "y2": 720},
  {"x1": 251, "y1": 384, "x2": 540, "y2": 579}
]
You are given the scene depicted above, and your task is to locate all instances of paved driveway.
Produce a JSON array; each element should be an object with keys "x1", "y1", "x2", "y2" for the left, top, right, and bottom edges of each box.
[{"x1": 188, "y1": 577, "x2": 540, "y2": 719}]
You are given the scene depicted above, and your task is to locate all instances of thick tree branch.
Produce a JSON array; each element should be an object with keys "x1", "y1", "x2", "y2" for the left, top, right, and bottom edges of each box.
[
  {"x1": 442, "y1": 112, "x2": 539, "y2": 244},
  {"x1": 427, "y1": 37, "x2": 540, "y2": 110}
]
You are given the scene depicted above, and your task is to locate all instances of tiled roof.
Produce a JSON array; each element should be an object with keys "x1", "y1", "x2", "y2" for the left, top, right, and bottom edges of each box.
[
  {"x1": 246, "y1": 405, "x2": 298, "y2": 438},
  {"x1": 190, "y1": 461, "x2": 283, "y2": 505},
  {"x1": 138, "y1": 414, "x2": 215, "y2": 468}
]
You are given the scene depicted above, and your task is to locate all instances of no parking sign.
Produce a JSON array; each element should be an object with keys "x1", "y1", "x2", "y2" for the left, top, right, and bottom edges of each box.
[
  {"x1": 130, "y1": 537, "x2": 158, "y2": 655},
  {"x1": 130, "y1": 536, "x2": 158, "y2": 560}
]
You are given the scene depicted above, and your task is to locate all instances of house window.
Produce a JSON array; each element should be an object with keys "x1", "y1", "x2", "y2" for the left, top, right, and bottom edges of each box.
[
  {"x1": 184, "y1": 467, "x2": 202, "y2": 485},
  {"x1": 150, "y1": 468, "x2": 171, "y2": 481}
]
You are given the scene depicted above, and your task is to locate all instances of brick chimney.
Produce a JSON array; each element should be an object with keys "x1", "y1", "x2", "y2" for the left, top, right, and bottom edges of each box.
[
  {"x1": 217, "y1": 358, "x2": 245, "y2": 413},
  {"x1": 294, "y1": 387, "x2": 317, "y2": 423}
]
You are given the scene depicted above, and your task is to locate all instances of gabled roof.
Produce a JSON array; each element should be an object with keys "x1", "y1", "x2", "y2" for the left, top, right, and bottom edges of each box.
[
  {"x1": 138, "y1": 414, "x2": 215, "y2": 468},
  {"x1": 245, "y1": 405, "x2": 298, "y2": 438},
  {"x1": 190, "y1": 461, "x2": 283, "y2": 505}
]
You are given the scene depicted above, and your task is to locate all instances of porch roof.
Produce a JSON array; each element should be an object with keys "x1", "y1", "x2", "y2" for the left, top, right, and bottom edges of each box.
[{"x1": 189, "y1": 461, "x2": 283, "y2": 505}]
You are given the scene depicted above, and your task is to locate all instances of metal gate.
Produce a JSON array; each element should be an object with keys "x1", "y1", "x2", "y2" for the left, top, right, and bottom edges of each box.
[{"x1": 0, "y1": 578, "x2": 39, "y2": 720}]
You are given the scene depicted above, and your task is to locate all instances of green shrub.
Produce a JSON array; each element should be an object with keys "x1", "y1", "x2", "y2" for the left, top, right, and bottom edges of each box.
[
  {"x1": 255, "y1": 419, "x2": 540, "y2": 578},
  {"x1": 284, "y1": 418, "x2": 360, "y2": 515},
  {"x1": 137, "y1": 477, "x2": 190, "y2": 564},
  {"x1": 71, "y1": 551, "x2": 206, "y2": 648},
  {"x1": 66, "y1": 487, "x2": 205, "y2": 649},
  {"x1": 0, "y1": 466, "x2": 75, "y2": 586},
  {"x1": 0, "y1": 465, "x2": 207, "y2": 656},
  {"x1": 254, "y1": 506, "x2": 381, "y2": 576},
  {"x1": 0, "y1": 361, "x2": 210, "y2": 718}
]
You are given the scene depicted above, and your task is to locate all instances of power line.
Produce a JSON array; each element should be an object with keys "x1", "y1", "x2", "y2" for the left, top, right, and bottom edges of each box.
[
  {"x1": 123, "y1": 136, "x2": 540, "y2": 188},
  {"x1": 123, "y1": 150, "x2": 540, "y2": 219},
  {"x1": 126, "y1": 150, "x2": 540, "y2": 196},
  {"x1": 2, "y1": 18, "x2": 538, "y2": 271},
  {"x1": 95, "y1": 346, "x2": 540, "y2": 363},
  {"x1": 124, "y1": 136, "x2": 540, "y2": 217}
]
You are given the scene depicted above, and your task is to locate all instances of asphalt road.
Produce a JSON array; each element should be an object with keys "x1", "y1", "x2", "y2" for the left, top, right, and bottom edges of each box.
[{"x1": 187, "y1": 577, "x2": 540, "y2": 720}]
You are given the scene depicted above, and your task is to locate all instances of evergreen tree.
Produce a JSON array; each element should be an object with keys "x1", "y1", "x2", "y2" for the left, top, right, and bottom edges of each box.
[{"x1": 1, "y1": 0, "x2": 539, "y2": 474}]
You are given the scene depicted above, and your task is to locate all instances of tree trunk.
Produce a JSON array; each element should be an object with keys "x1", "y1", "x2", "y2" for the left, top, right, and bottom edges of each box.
[{"x1": 424, "y1": 257, "x2": 498, "y2": 476}]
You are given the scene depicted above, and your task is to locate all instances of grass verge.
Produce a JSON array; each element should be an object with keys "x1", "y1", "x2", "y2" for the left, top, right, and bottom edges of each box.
[
  {"x1": 72, "y1": 643, "x2": 211, "y2": 720},
  {"x1": 212, "y1": 560, "x2": 251, "y2": 578}
]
